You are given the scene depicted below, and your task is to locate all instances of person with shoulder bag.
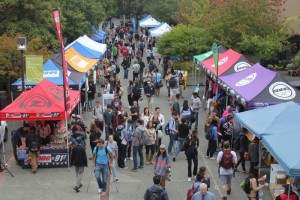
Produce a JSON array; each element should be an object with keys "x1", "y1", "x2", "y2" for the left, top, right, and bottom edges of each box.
[{"x1": 248, "y1": 167, "x2": 268, "y2": 200}]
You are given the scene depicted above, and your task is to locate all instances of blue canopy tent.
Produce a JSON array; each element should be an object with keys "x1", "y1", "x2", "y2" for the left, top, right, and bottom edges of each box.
[
  {"x1": 11, "y1": 59, "x2": 82, "y2": 90},
  {"x1": 66, "y1": 41, "x2": 102, "y2": 59},
  {"x1": 91, "y1": 30, "x2": 107, "y2": 44},
  {"x1": 235, "y1": 101, "x2": 300, "y2": 176}
]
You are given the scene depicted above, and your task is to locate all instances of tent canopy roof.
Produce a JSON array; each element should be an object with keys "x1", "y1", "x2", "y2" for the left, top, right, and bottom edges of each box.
[
  {"x1": 139, "y1": 15, "x2": 160, "y2": 27},
  {"x1": 148, "y1": 22, "x2": 172, "y2": 37},
  {"x1": 194, "y1": 46, "x2": 227, "y2": 62}
]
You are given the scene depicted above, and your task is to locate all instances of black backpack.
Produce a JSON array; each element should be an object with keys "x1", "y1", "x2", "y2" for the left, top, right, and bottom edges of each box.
[
  {"x1": 114, "y1": 126, "x2": 125, "y2": 142},
  {"x1": 241, "y1": 177, "x2": 251, "y2": 194},
  {"x1": 205, "y1": 126, "x2": 213, "y2": 140},
  {"x1": 169, "y1": 77, "x2": 177, "y2": 88},
  {"x1": 116, "y1": 65, "x2": 120, "y2": 74},
  {"x1": 148, "y1": 189, "x2": 162, "y2": 200}
]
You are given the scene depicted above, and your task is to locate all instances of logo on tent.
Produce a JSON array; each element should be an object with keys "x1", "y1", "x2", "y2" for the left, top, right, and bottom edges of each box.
[
  {"x1": 234, "y1": 62, "x2": 251, "y2": 72},
  {"x1": 70, "y1": 55, "x2": 89, "y2": 68},
  {"x1": 44, "y1": 70, "x2": 60, "y2": 78},
  {"x1": 212, "y1": 56, "x2": 228, "y2": 68},
  {"x1": 269, "y1": 82, "x2": 296, "y2": 100},
  {"x1": 235, "y1": 73, "x2": 257, "y2": 87}
]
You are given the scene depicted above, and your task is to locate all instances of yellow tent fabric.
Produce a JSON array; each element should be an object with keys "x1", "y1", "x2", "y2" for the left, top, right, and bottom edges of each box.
[{"x1": 65, "y1": 47, "x2": 98, "y2": 72}]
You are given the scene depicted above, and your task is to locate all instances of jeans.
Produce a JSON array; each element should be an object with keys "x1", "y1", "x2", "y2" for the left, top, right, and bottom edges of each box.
[
  {"x1": 88, "y1": 99, "x2": 94, "y2": 109},
  {"x1": 95, "y1": 164, "x2": 108, "y2": 191},
  {"x1": 168, "y1": 134, "x2": 176, "y2": 157},
  {"x1": 127, "y1": 141, "x2": 132, "y2": 158},
  {"x1": 133, "y1": 146, "x2": 144, "y2": 169},
  {"x1": 193, "y1": 111, "x2": 199, "y2": 130},
  {"x1": 124, "y1": 69, "x2": 129, "y2": 79},
  {"x1": 175, "y1": 137, "x2": 186, "y2": 158},
  {"x1": 111, "y1": 158, "x2": 117, "y2": 179},
  {"x1": 206, "y1": 139, "x2": 216, "y2": 158},
  {"x1": 187, "y1": 153, "x2": 198, "y2": 178}
]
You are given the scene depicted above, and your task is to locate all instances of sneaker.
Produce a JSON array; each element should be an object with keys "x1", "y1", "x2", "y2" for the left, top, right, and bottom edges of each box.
[
  {"x1": 209, "y1": 157, "x2": 216, "y2": 160},
  {"x1": 74, "y1": 186, "x2": 79, "y2": 192},
  {"x1": 129, "y1": 157, "x2": 133, "y2": 160},
  {"x1": 120, "y1": 166, "x2": 128, "y2": 169},
  {"x1": 114, "y1": 177, "x2": 119, "y2": 182},
  {"x1": 187, "y1": 177, "x2": 192, "y2": 182},
  {"x1": 124, "y1": 158, "x2": 126, "y2": 162},
  {"x1": 227, "y1": 189, "x2": 231, "y2": 195},
  {"x1": 138, "y1": 166, "x2": 144, "y2": 169},
  {"x1": 131, "y1": 168, "x2": 138, "y2": 172},
  {"x1": 173, "y1": 157, "x2": 176, "y2": 162},
  {"x1": 98, "y1": 188, "x2": 102, "y2": 194},
  {"x1": 101, "y1": 191, "x2": 106, "y2": 196},
  {"x1": 78, "y1": 183, "x2": 83, "y2": 188}
]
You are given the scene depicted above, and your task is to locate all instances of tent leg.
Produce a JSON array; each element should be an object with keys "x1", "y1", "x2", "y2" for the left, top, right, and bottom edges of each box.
[{"x1": 65, "y1": 118, "x2": 70, "y2": 172}]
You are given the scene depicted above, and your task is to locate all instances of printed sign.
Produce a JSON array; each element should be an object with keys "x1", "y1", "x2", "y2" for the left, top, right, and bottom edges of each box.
[
  {"x1": 235, "y1": 73, "x2": 257, "y2": 87},
  {"x1": 212, "y1": 56, "x2": 228, "y2": 68},
  {"x1": 23, "y1": 152, "x2": 68, "y2": 168},
  {"x1": 44, "y1": 70, "x2": 60, "y2": 78},
  {"x1": 26, "y1": 55, "x2": 43, "y2": 83},
  {"x1": 70, "y1": 55, "x2": 89, "y2": 69},
  {"x1": 269, "y1": 82, "x2": 296, "y2": 100},
  {"x1": 234, "y1": 62, "x2": 251, "y2": 72}
]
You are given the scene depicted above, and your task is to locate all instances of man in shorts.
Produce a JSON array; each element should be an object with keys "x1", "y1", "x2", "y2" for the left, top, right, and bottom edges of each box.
[{"x1": 217, "y1": 141, "x2": 237, "y2": 200}]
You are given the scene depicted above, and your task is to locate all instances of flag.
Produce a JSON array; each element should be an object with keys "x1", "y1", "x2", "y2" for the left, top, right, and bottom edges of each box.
[
  {"x1": 212, "y1": 42, "x2": 219, "y2": 77},
  {"x1": 53, "y1": 9, "x2": 71, "y2": 114},
  {"x1": 25, "y1": 55, "x2": 43, "y2": 83}
]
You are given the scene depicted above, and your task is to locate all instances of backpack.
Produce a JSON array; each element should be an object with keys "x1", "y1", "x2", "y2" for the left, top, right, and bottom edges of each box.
[
  {"x1": 137, "y1": 128, "x2": 148, "y2": 146},
  {"x1": 205, "y1": 126, "x2": 213, "y2": 140},
  {"x1": 114, "y1": 126, "x2": 125, "y2": 141},
  {"x1": 133, "y1": 64, "x2": 140, "y2": 73},
  {"x1": 186, "y1": 183, "x2": 198, "y2": 200},
  {"x1": 139, "y1": 42, "x2": 144, "y2": 49},
  {"x1": 148, "y1": 189, "x2": 162, "y2": 200},
  {"x1": 164, "y1": 122, "x2": 170, "y2": 135},
  {"x1": 116, "y1": 65, "x2": 120, "y2": 74},
  {"x1": 169, "y1": 76, "x2": 177, "y2": 88},
  {"x1": 133, "y1": 86, "x2": 141, "y2": 99},
  {"x1": 240, "y1": 177, "x2": 251, "y2": 194},
  {"x1": 220, "y1": 149, "x2": 234, "y2": 169}
]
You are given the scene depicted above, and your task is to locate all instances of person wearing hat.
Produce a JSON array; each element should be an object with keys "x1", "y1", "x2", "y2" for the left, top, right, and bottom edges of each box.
[
  {"x1": 191, "y1": 92, "x2": 202, "y2": 131},
  {"x1": 11, "y1": 123, "x2": 30, "y2": 164},
  {"x1": 70, "y1": 136, "x2": 87, "y2": 192},
  {"x1": 145, "y1": 81, "x2": 155, "y2": 110},
  {"x1": 154, "y1": 144, "x2": 171, "y2": 188},
  {"x1": 275, "y1": 184, "x2": 299, "y2": 200}
]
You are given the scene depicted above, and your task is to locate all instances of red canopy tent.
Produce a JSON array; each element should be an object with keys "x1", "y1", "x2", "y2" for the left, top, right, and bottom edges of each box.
[
  {"x1": 0, "y1": 80, "x2": 80, "y2": 121},
  {"x1": 201, "y1": 49, "x2": 252, "y2": 80}
]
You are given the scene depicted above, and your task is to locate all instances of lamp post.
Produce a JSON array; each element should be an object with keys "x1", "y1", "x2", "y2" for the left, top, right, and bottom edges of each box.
[{"x1": 17, "y1": 37, "x2": 27, "y2": 91}]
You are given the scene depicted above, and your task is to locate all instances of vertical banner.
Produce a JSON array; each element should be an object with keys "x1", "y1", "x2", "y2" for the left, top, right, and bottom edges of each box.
[
  {"x1": 132, "y1": 17, "x2": 136, "y2": 32},
  {"x1": 25, "y1": 55, "x2": 43, "y2": 83},
  {"x1": 212, "y1": 42, "x2": 219, "y2": 77},
  {"x1": 53, "y1": 9, "x2": 71, "y2": 114}
]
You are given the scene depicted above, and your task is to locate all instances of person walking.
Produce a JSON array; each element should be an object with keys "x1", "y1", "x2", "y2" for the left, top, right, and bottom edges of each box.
[
  {"x1": 152, "y1": 107, "x2": 165, "y2": 152},
  {"x1": 191, "y1": 92, "x2": 202, "y2": 131},
  {"x1": 206, "y1": 119, "x2": 218, "y2": 159},
  {"x1": 167, "y1": 112, "x2": 179, "y2": 161},
  {"x1": 175, "y1": 117, "x2": 189, "y2": 160},
  {"x1": 154, "y1": 144, "x2": 171, "y2": 188},
  {"x1": 121, "y1": 57, "x2": 130, "y2": 79},
  {"x1": 103, "y1": 105, "x2": 114, "y2": 140},
  {"x1": 119, "y1": 120, "x2": 129, "y2": 169},
  {"x1": 145, "y1": 81, "x2": 155, "y2": 110},
  {"x1": 153, "y1": 69, "x2": 162, "y2": 97},
  {"x1": 132, "y1": 60, "x2": 140, "y2": 82},
  {"x1": 88, "y1": 123, "x2": 101, "y2": 160},
  {"x1": 25, "y1": 126, "x2": 41, "y2": 173},
  {"x1": 126, "y1": 119, "x2": 134, "y2": 161},
  {"x1": 144, "y1": 175, "x2": 169, "y2": 200},
  {"x1": 131, "y1": 119, "x2": 145, "y2": 171},
  {"x1": 71, "y1": 137, "x2": 87, "y2": 192},
  {"x1": 127, "y1": 80, "x2": 134, "y2": 107},
  {"x1": 235, "y1": 128, "x2": 250, "y2": 173},
  {"x1": 87, "y1": 82, "x2": 95, "y2": 111},
  {"x1": 248, "y1": 137, "x2": 259, "y2": 173},
  {"x1": 198, "y1": 166, "x2": 211, "y2": 189},
  {"x1": 92, "y1": 101, "x2": 103, "y2": 131},
  {"x1": 185, "y1": 130, "x2": 199, "y2": 181},
  {"x1": 191, "y1": 183, "x2": 215, "y2": 200},
  {"x1": 93, "y1": 139, "x2": 114, "y2": 195},
  {"x1": 105, "y1": 135, "x2": 119, "y2": 182},
  {"x1": 217, "y1": 141, "x2": 237, "y2": 200},
  {"x1": 145, "y1": 121, "x2": 156, "y2": 165}
]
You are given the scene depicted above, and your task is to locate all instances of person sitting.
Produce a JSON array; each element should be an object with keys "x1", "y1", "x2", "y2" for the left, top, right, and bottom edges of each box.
[{"x1": 275, "y1": 184, "x2": 299, "y2": 200}]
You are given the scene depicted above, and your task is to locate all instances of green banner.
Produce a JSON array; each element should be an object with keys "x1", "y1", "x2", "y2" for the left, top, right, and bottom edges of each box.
[
  {"x1": 25, "y1": 55, "x2": 43, "y2": 83},
  {"x1": 212, "y1": 42, "x2": 219, "y2": 76}
]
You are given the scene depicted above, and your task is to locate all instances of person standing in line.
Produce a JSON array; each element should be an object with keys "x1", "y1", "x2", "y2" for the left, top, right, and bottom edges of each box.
[
  {"x1": 105, "y1": 135, "x2": 119, "y2": 182},
  {"x1": 145, "y1": 121, "x2": 156, "y2": 165},
  {"x1": 103, "y1": 79, "x2": 111, "y2": 94},
  {"x1": 144, "y1": 175, "x2": 169, "y2": 200},
  {"x1": 217, "y1": 141, "x2": 237, "y2": 200},
  {"x1": 191, "y1": 183, "x2": 215, "y2": 200},
  {"x1": 93, "y1": 139, "x2": 114, "y2": 195},
  {"x1": 184, "y1": 130, "x2": 199, "y2": 181},
  {"x1": 126, "y1": 119, "x2": 134, "y2": 161},
  {"x1": 71, "y1": 137, "x2": 87, "y2": 192},
  {"x1": 175, "y1": 117, "x2": 189, "y2": 160},
  {"x1": 191, "y1": 92, "x2": 202, "y2": 131},
  {"x1": 92, "y1": 101, "x2": 103, "y2": 131},
  {"x1": 131, "y1": 119, "x2": 145, "y2": 171},
  {"x1": 145, "y1": 81, "x2": 155, "y2": 110},
  {"x1": 154, "y1": 144, "x2": 171, "y2": 188},
  {"x1": 167, "y1": 112, "x2": 179, "y2": 162},
  {"x1": 25, "y1": 126, "x2": 41, "y2": 173},
  {"x1": 206, "y1": 119, "x2": 218, "y2": 159},
  {"x1": 103, "y1": 105, "x2": 114, "y2": 140}
]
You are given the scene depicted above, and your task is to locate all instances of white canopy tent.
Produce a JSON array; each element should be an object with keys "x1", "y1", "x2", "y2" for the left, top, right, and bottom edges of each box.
[
  {"x1": 139, "y1": 15, "x2": 160, "y2": 28},
  {"x1": 149, "y1": 23, "x2": 172, "y2": 37}
]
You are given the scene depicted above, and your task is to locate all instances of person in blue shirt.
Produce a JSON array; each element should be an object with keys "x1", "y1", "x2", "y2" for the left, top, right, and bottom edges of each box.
[
  {"x1": 153, "y1": 69, "x2": 162, "y2": 97},
  {"x1": 93, "y1": 139, "x2": 114, "y2": 196},
  {"x1": 206, "y1": 119, "x2": 218, "y2": 159},
  {"x1": 167, "y1": 112, "x2": 179, "y2": 161},
  {"x1": 192, "y1": 183, "x2": 215, "y2": 200}
]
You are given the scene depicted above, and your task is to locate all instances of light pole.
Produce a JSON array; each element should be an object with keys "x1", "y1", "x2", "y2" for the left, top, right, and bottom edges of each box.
[{"x1": 17, "y1": 37, "x2": 26, "y2": 91}]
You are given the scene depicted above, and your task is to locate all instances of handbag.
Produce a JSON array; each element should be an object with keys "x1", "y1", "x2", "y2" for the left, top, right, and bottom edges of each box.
[{"x1": 157, "y1": 130, "x2": 163, "y2": 138}]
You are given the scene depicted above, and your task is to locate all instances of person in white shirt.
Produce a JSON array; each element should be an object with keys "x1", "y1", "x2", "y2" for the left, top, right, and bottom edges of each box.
[
  {"x1": 103, "y1": 79, "x2": 111, "y2": 94},
  {"x1": 92, "y1": 101, "x2": 103, "y2": 131},
  {"x1": 191, "y1": 92, "x2": 202, "y2": 131},
  {"x1": 105, "y1": 135, "x2": 119, "y2": 182},
  {"x1": 152, "y1": 107, "x2": 165, "y2": 152}
]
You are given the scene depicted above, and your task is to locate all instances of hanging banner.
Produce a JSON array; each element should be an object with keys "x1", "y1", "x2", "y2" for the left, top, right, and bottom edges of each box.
[
  {"x1": 212, "y1": 42, "x2": 219, "y2": 77},
  {"x1": 25, "y1": 55, "x2": 43, "y2": 83},
  {"x1": 53, "y1": 9, "x2": 71, "y2": 114},
  {"x1": 132, "y1": 17, "x2": 136, "y2": 32}
]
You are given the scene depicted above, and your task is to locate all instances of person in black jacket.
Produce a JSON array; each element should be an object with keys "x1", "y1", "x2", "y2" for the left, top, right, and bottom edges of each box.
[
  {"x1": 26, "y1": 126, "x2": 41, "y2": 173},
  {"x1": 175, "y1": 117, "x2": 189, "y2": 160},
  {"x1": 11, "y1": 123, "x2": 30, "y2": 164},
  {"x1": 71, "y1": 137, "x2": 88, "y2": 192},
  {"x1": 235, "y1": 128, "x2": 250, "y2": 173},
  {"x1": 185, "y1": 130, "x2": 199, "y2": 182}
]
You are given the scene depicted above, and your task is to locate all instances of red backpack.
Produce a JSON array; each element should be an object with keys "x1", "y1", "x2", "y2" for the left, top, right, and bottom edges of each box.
[
  {"x1": 186, "y1": 183, "x2": 198, "y2": 200},
  {"x1": 122, "y1": 47, "x2": 129, "y2": 57},
  {"x1": 220, "y1": 149, "x2": 234, "y2": 169}
]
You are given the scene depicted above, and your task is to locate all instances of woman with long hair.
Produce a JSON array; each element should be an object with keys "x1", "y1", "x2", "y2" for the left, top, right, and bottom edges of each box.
[
  {"x1": 89, "y1": 123, "x2": 101, "y2": 159},
  {"x1": 145, "y1": 121, "x2": 156, "y2": 165},
  {"x1": 141, "y1": 107, "x2": 152, "y2": 127},
  {"x1": 198, "y1": 166, "x2": 211, "y2": 189},
  {"x1": 143, "y1": 68, "x2": 152, "y2": 94},
  {"x1": 154, "y1": 144, "x2": 171, "y2": 188},
  {"x1": 184, "y1": 130, "x2": 199, "y2": 182},
  {"x1": 248, "y1": 167, "x2": 268, "y2": 200},
  {"x1": 175, "y1": 117, "x2": 189, "y2": 160}
]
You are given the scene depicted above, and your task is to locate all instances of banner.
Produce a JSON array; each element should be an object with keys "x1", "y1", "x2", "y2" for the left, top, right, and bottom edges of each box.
[
  {"x1": 53, "y1": 9, "x2": 71, "y2": 114},
  {"x1": 212, "y1": 42, "x2": 219, "y2": 77},
  {"x1": 25, "y1": 55, "x2": 43, "y2": 83}
]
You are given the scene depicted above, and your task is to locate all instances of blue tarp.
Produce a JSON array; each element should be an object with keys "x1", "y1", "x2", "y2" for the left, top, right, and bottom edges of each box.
[
  {"x1": 91, "y1": 30, "x2": 107, "y2": 44},
  {"x1": 11, "y1": 59, "x2": 79, "y2": 90},
  {"x1": 235, "y1": 101, "x2": 300, "y2": 176},
  {"x1": 66, "y1": 41, "x2": 102, "y2": 59}
]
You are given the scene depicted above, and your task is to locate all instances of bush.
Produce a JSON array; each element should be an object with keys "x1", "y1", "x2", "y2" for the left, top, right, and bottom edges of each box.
[{"x1": 172, "y1": 61, "x2": 195, "y2": 73}]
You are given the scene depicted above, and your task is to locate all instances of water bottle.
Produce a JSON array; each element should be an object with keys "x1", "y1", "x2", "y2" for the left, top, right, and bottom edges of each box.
[{"x1": 258, "y1": 186, "x2": 263, "y2": 200}]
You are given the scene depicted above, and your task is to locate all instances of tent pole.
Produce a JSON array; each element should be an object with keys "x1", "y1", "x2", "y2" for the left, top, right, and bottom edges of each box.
[
  {"x1": 65, "y1": 116, "x2": 70, "y2": 172},
  {"x1": 258, "y1": 140, "x2": 262, "y2": 176},
  {"x1": 85, "y1": 77, "x2": 89, "y2": 112}
]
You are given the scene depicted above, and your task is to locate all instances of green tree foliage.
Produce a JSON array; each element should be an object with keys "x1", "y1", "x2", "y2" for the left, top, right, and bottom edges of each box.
[{"x1": 157, "y1": 24, "x2": 211, "y2": 61}]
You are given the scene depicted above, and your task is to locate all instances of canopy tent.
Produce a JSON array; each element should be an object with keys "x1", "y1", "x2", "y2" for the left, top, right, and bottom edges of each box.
[
  {"x1": 139, "y1": 15, "x2": 160, "y2": 28},
  {"x1": 234, "y1": 101, "x2": 300, "y2": 176},
  {"x1": 66, "y1": 41, "x2": 102, "y2": 59},
  {"x1": 52, "y1": 53, "x2": 87, "y2": 88},
  {"x1": 0, "y1": 80, "x2": 80, "y2": 121},
  {"x1": 66, "y1": 35, "x2": 107, "y2": 55},
  {"x1": 194, "y1": 46, "x2": 227, "y2": 62},
  {"x1": 148, "y1": 23, "x2": 172, "y2": 37},
  {"x1": 219, "y1": 63, "x2": 300, "y2": 108},
  {"x1": 201, "y1": 49, "x2": 251, "y2": 80},
  {"x1": 91, "y1": 30, "x2": 107, "y2": 43},
  {"x1": 65, "y1": 47, "x2": 98, "y2": 73},
  {"x1": 11, "y1": 59, "x2": 82, "y2": 90}
]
